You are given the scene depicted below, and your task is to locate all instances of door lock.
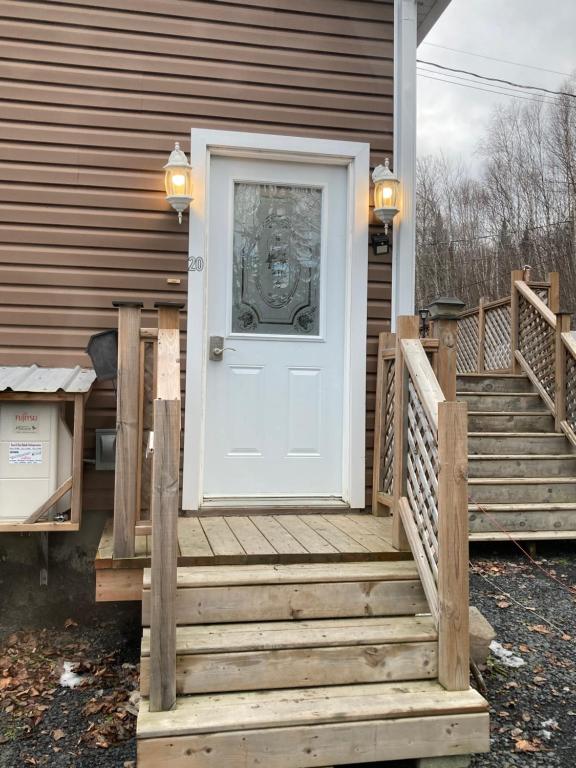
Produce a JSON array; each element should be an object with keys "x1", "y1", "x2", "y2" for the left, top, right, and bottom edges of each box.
[{"x1": 209, "y1": 336, "x2": 236, "y2": 361}]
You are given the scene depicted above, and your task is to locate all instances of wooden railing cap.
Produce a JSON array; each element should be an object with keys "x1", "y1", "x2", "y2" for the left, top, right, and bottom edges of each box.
[
  {"x1": 112, "y1": 300, "x2": 144, "y2": 308},
  {"x1": 154, "y1": 301, "x2": 186, "y2": 309}
]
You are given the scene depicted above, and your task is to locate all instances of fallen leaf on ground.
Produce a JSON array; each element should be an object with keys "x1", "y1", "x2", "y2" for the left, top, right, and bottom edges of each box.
[
  {"x1": 528, "y1": 624, "x2": 551, "y2": 635},
  {"x1": 515, "y1": 738, "x2": 542, "y2": 752},
  {"x1": 52, "y1": 728, "x2": 65, "y2": 741}
]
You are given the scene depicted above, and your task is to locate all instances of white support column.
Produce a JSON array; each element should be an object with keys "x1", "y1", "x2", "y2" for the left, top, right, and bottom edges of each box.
[{"x1": 391, "y1": 0, "x2": 418, "y2": 329}]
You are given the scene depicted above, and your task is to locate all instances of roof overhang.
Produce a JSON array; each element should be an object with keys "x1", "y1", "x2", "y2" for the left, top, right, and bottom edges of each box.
[{"x1": 417, "y1": 0, "x2": 453, "y2": 44}]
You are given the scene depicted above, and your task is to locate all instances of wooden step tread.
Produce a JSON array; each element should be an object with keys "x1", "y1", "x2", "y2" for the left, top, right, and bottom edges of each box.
[
  {"x1": 458, "y1": 373, "x2": 528, "y2": 379},
  {"x1": 468, "y1": 410, "x2": 549, "y2": 416},
  {"x1": 458, "y1": 391, "x2": 540, "y2": 397},
  {"x1": 141, "y1": 616, "x2": 437, "y2": 656},
  {"x1": 468, "y1": 432, "x2": 564, "y2": 437},
  {"x1": 469, "y1": 502, "x2": 576, "y2": 511},
  {"x1": 469, "y1": 476, "x2": 576, "y2": 484},
  {"x1": 469, "y1": 454, "x2": 576, "y2": 460},
  {"x1": 143, "y1": 561, "x2": 419, "y2": 589},
  {"x1": 137, "y1": 681, "x2": 487, "y2": 739}
]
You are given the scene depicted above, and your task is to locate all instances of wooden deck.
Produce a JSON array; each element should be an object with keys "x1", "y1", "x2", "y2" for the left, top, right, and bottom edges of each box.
[{"x1": 95, "y1": 513, "x2": 408, "y2": 602}]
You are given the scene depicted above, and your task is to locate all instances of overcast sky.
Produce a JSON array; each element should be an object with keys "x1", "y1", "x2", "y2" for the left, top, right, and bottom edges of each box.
[{"x1": 417, "y1": 0, "x2": 576, "y2": 172}]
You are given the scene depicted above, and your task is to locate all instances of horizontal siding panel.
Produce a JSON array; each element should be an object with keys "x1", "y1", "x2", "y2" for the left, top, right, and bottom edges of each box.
[
  {"x1": 0, "y1": 0, "x2": 392, "y2": 511},
  {"x1": 2, "y1": 59, "x2": 391, "y2": 114},
  {"x1": 0, "y1": 20, "x2": 393, "y2": 76},
  {"x1": 0, "y1": 266, "x2": 188, "y2": 292},
  {"x1": 0, "y1": 224, "x2": 186, "y2": 251},
  {"x1": 0, "y1": 3, "x2": 391, "y2": 55},
  {"x1": 0, "y1": 112, "x2": 392, "y2": 153},
  {"x1": 0, "y1": 163, "x2": 163, "y2": 191},
  {"x1": 0, "y1": 41, "x2": 393, "y2": 97},
  {"x1": 0, "y1": 80, "x2": 391, "y2": 133},
  {"x1": 0, "y1": 246, "x2": 186, "y2": 272},
  {"x1": 7, "y1": 0, "x2": 393, "y2": 38},
  {"x1": 0, "y1": 81, "x2": 392, "y2": 138}
]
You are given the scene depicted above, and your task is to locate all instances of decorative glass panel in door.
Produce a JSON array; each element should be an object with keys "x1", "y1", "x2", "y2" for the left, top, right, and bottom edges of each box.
[{"x1": 232, "y1": 182, "x2": 322, "y2": 335}]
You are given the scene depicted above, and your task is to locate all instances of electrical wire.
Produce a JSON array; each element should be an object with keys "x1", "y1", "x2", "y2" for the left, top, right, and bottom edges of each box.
[
  {"x1": 420, "y1": 42, "x2": 574, "y2": 79},
  {"x1": 417, "y1": 64, "x2": 562, "y2": 101},
  {"x1": 418, "y1": 59, "x2": 576, "y2": 100},
  {"x1": 419, "y1": 219, "x2": 573, "y2": 249},
  {"x1": 417, "y1": 70, "x2": 560, "y2": 107}
]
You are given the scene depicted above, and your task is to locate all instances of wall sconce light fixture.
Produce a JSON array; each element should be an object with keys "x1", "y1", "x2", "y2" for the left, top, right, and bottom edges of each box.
[
  {"x1": 164, "y1": 142, "x2": 193, "y2": 224},
  {"x1": 372, "y1": 158, "x2": 399, "y2": 234}
]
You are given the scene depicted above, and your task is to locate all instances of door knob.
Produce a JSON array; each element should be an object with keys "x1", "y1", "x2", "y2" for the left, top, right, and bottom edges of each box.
[{"x1": 209, "y1": 335, "x2": 236, "y2": 361}]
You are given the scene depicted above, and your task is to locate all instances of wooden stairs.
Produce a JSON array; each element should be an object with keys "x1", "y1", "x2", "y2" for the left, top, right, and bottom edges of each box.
[
  {"x1": 136, "y1": 561, "x2": 488, "y2": 767},
  {"x1": 460, "y1": 373, "x2": 576, "y2": 540}
]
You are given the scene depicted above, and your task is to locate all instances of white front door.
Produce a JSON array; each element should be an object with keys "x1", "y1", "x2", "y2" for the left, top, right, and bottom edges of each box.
[{"x1": 203, "y1": 156, "x2": 347, "y2": 500}]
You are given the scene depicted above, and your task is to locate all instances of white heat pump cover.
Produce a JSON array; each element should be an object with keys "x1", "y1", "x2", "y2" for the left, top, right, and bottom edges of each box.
[{"x1": 0, "y1": 403, "x2": 72, "y2": 521}]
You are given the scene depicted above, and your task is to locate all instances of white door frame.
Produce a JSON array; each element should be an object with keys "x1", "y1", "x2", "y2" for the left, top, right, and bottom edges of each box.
[{"x1": 182, "y1": 129, "x2": 370, "y2": 511}]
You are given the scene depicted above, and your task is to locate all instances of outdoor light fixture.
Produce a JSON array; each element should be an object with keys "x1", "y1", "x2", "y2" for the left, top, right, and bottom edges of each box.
[
  {"x1": 372, "y1": 158, "x2": 400, "y2": 234},
  {"x1": 164, "y1": 142, "x2": 193, "y2": 224},
  {"x1": 418, "y1": 307, "x2": 430, "y2": 338}
]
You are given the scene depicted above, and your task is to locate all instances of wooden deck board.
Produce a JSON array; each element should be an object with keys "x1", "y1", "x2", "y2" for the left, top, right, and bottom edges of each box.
[
  {"x1": 95, "y1": 514, "x2": 411, "y2": 600},
  {"x1": 226, "y1": 516, "x2": 277, "y2": 555},
  {"x1": 302, "y1": 514, "x2": 369, "y2": 553},
  {"x1": 250, "y1": 516, "x2": 309, "y2": 554}
]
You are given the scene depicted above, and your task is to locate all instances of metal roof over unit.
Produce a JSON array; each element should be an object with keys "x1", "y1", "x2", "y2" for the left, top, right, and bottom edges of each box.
[{"x1": 0, "y1": 365, "x2": 97, "y2": 393}]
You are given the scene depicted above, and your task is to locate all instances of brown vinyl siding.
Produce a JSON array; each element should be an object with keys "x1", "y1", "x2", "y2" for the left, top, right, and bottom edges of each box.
[{"x1": 0, "y1": 0, "x2": 393, "y2": 510}]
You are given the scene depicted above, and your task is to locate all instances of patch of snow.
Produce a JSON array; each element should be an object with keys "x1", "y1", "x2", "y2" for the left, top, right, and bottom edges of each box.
[
  {"x1": 59, "y1": 661, "x2": 84, "y2": 689},
  {"x1": 489, "y1": 640, "x2": 526, "y2": 668}
]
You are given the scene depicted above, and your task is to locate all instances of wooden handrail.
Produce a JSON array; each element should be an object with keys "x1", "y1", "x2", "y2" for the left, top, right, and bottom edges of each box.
[
  {"x1": 148, "y1": 302, "x2": 182, "y2": 713},
  {"x1": 561, "y1": 330, "x2": 576, "y2": 358},
  {"x1": 515, "y1": 280, "x2": 556, "y2": 328},
  {"x1": 401, "y1": 339, "x2": 444, "y2": 429}
]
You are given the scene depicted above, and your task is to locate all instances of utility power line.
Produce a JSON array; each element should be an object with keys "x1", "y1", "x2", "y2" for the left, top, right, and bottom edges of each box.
[
  {"x1": 417, "y1": 67, "x2": 561, "y2": 106},
  {"x1": 418, "y1": 59, "x2": 576, "y2": 100},
  {"x1": 420, "y1": 219, "x2": 573, "y2": 250},
  {"x1": 420, "y1": 42, "x2": 574, "y2": 79},
  {"x1": 417, "y1": 72, "x2": 560, "y2": 106}
]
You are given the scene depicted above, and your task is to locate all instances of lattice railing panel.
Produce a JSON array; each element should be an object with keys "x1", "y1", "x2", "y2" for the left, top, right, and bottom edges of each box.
[
  {"x1": 380, "y1": 358, "x2": 396, "y2": 496},
  {"x1": 457, "y1": 313, "x2": 479, "y2": 373},
  {"x1": 406, "y1": 380, "x2": 439, "y2": 583},
  {"x1": 484, "y1": 302, "x2": 511, "y2": 371},
  {"x1": 518, "y1": 294, "x2": 555, "y2": 402},
  {"x1": 566, "y1": 353, "x2": 576, "y2": 434}
]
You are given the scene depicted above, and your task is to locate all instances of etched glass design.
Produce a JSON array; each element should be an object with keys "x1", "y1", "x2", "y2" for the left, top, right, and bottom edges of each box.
[{"x1": 232, "y1": 182, "x2": 322, "y2": 335}]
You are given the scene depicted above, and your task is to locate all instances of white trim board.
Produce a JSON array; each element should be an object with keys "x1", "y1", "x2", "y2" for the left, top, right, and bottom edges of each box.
[{"x1": 182, "y1": 129, "x2": 370, "y2": 512}]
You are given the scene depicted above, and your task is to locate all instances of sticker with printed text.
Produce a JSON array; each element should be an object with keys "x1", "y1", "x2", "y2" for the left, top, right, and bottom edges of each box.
[{"x1": 9, "y1": 442, "x2": 43, "y2": 465}]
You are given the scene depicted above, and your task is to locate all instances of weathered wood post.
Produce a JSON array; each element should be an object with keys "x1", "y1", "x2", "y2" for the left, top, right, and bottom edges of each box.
[
  {"x1": 555, "y1": 312, "x2": 571, "y2": 432},
  {"x1": 437, "y1": 400, "x2": 469, "y2": 691},
  {"x1": 392, "y1": 315, "x2": 419, "y2": 551},
  {"x1": 428, "y1": 297, "x2": 465, "y2": 402},
  {"x1": 477, "y1": 297, "x2": 486, "y2": 373},
  {"x1": 112, "y1": 301, "x2": 143, "y2": 558},
  {"x1": 548, "y1": 271, "x2": 560, "y2": 314},
  {"x1": 149, "y1": 301, "x2": 183, "y2": 712},
  {"x1": 510, "y1": 269, "x2": 524, "y2": 373}
]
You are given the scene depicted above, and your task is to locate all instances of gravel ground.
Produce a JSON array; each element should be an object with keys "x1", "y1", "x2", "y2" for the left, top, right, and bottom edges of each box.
[
  {"x1": 1, "y1": 544, "x2": 574, "y2": 768},
  {"x1": 469, "y1": 543, "x2": 576, "y2": 768}
]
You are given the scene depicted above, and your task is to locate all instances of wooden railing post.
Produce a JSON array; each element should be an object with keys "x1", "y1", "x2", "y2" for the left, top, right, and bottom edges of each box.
[
  {"x1": 437, "y1": 400, "x2": 469, "y2": 691},
  {"x1": 372, "y1": 331, "x2": 396, "y2": 516},
  {"x1": 392, "y1": 315, "x2": 419, "y2": 551},
  {"x1": 434, "y1": 318, "x2": 458, "y2": 401},
  {"x1": 149, "y1": 301, "x2": 183, "y2": 712},
  {"x1": 477, "y1": 297, "x2": 486, "y2": 373},
  {"x1": 112, "y1": 300, "x2": 143, "y2": 558},
  {"x1": 555, "y1": 312, "x2": 572, "y2": 431},
  {"x1": 510, "y1": 269, "x2": 524, "y2": 374},
  {"x1": 548, "y1": 271, "x2": 560, "y2": 314}
]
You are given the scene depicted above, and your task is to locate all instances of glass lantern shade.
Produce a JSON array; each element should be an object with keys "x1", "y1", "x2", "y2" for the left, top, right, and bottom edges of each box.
[
  {"x1": 372, "y1": 158, "x2": 399, "y2": 229},
  {"x1": 164, "y1": 142, "x2": 193, "y2": 223}
]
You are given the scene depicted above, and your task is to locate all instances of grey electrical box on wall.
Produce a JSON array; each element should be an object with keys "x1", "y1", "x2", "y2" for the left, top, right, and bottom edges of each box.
[{"x1": 95, "y1": 429, "x2": 116, "y2": 470}]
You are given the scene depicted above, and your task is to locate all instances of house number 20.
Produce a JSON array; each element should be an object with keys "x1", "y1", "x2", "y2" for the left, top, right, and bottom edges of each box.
[{"x1": 188, "y1": 256, "x2": 205, "y2": 272}]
